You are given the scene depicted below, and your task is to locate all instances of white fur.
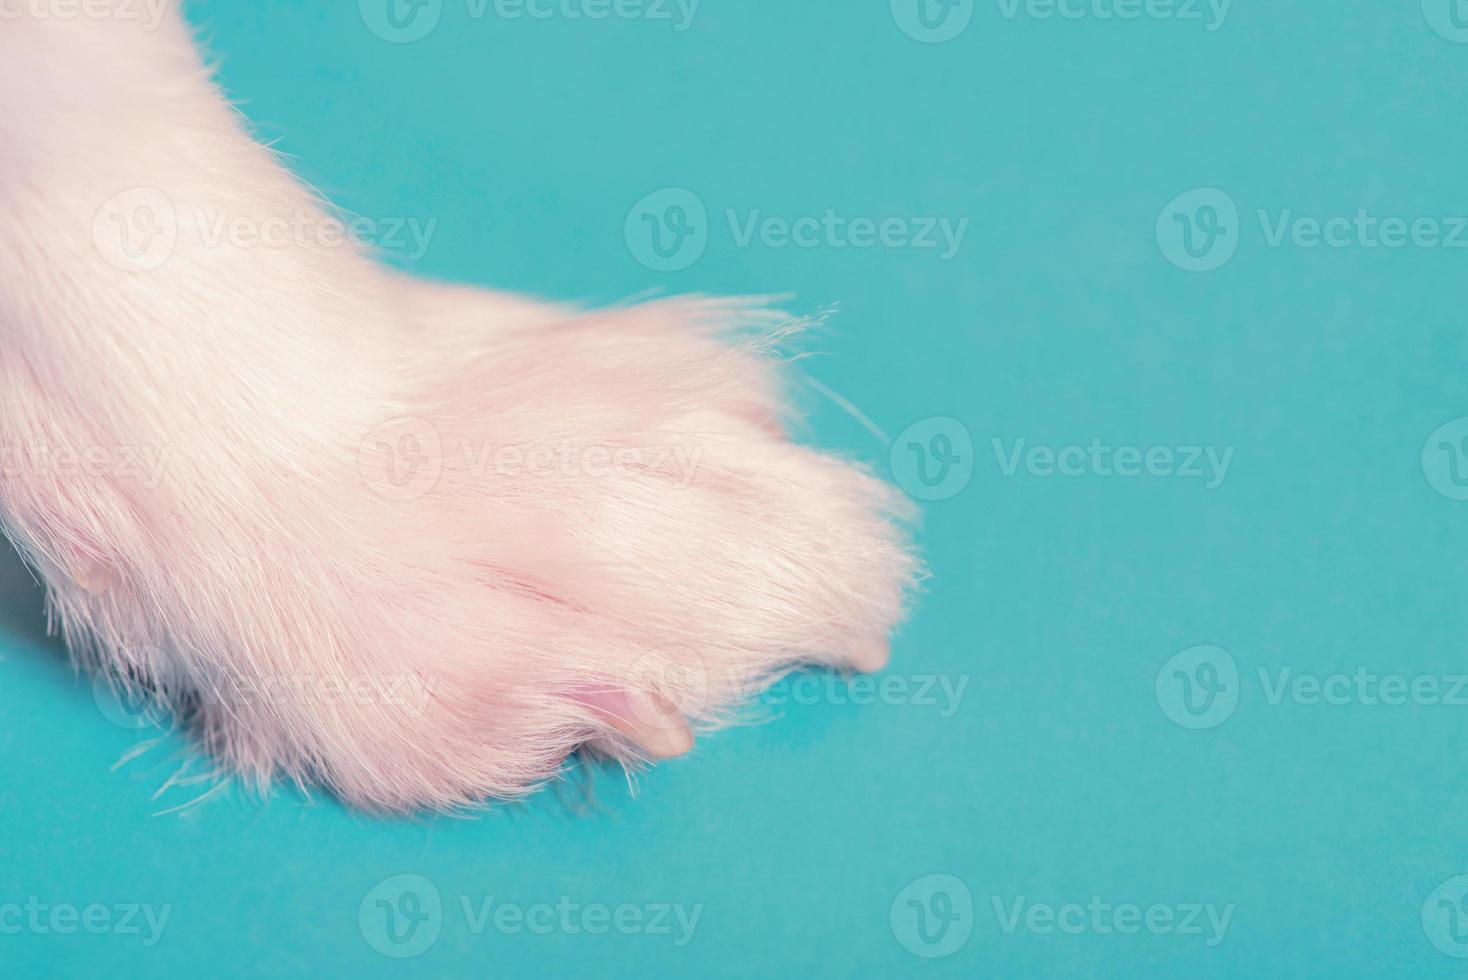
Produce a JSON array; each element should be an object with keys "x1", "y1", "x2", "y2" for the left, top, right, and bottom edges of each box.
[{"x1": 0, "y1": 3, "x2": 917, "y2": 811}]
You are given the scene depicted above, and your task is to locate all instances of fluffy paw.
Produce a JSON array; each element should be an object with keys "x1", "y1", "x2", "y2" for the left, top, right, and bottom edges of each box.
[
  {"x1": 37, "y1": 293, "x2": 916, "y2": 812},
  {"x1": 328, "y1": 296, "x2": 916, "y2": 809},
  {"x1": 0, "y1": 10, "x2": 916, "y2": 812}
]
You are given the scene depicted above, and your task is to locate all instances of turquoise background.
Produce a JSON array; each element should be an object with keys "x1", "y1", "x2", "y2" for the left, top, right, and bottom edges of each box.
[{"x1": 5, "y1": 0, "x2": 1468, "y2": 975}]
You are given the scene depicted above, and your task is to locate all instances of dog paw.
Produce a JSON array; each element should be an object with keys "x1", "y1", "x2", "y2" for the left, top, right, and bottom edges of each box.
[{"x1": 38, "y1": 294, "x2": 916, "y2": 812}]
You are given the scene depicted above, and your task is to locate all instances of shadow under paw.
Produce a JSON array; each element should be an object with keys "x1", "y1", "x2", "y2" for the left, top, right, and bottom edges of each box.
[{"x1": 0, "y1": 538, "x2": 58, "y2": 651}]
